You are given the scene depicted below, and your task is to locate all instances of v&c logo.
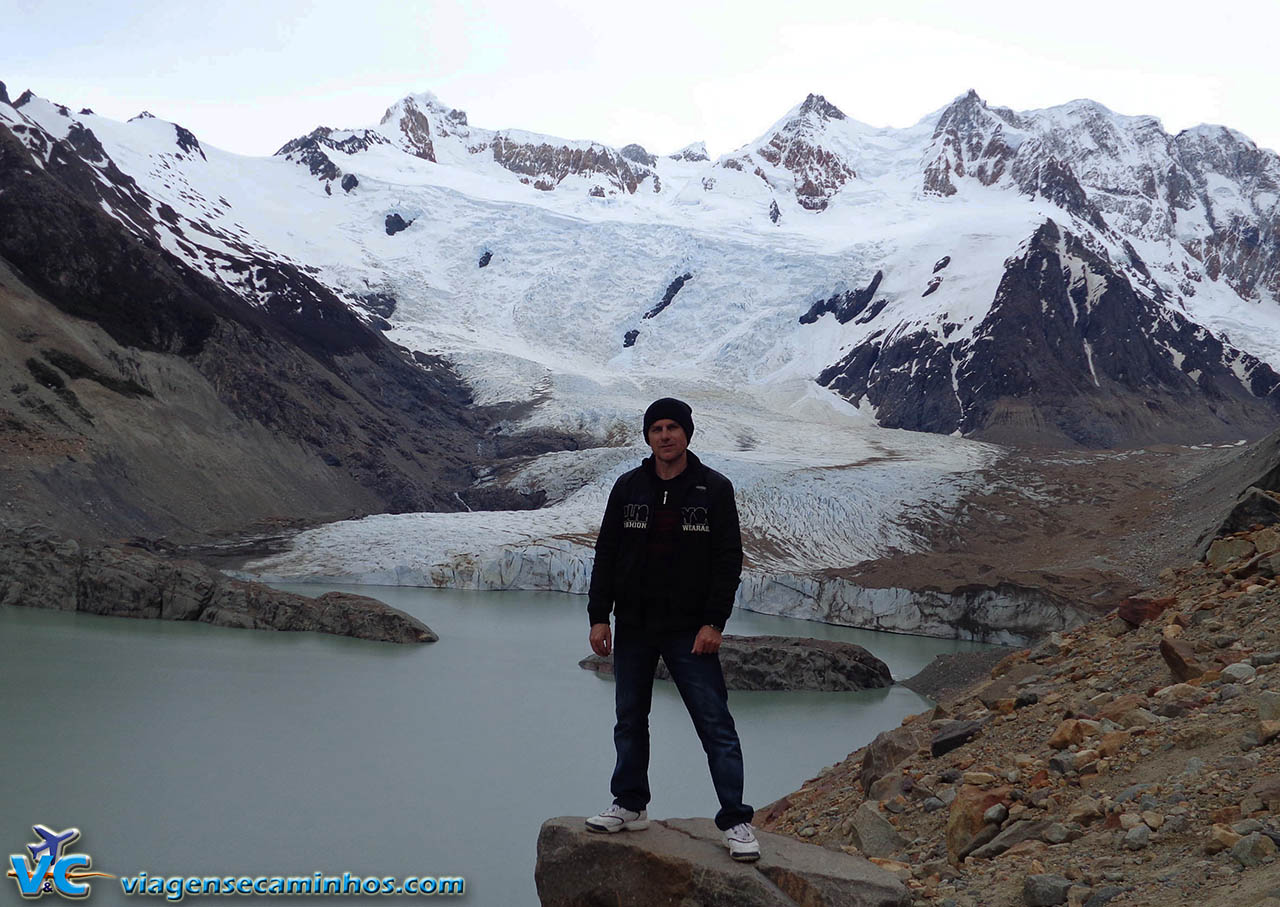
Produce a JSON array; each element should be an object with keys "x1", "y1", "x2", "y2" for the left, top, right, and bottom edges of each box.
[{"x1": 7, "y1": 825, "x2": 114, "y2": 900}]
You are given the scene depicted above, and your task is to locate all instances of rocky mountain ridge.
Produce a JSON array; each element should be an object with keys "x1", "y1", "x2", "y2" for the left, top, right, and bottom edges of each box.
[
  {"x1": 0, "y1": 79, "x2": 550, "y2": 543},
  {"x1": 8, "y1": 79, "x2": 1275, "y2": 450}
]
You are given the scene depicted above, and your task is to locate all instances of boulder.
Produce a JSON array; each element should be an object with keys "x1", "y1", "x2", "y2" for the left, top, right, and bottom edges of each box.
[
  {"x1": 1230, "y1": 832, "x2": 1277, "y2": 867},
  {"x1": 1096, "y1": 694, "x2": 1146, "y2": 723},
  {"x1": 1122, "y1": 824, "x2": 1150, "y2": 850},
  {"x1": 534, "y1": 817, "x2": 910, "y2": 906},
  {"x1": 931, "y1": 720, "x2": 985, "y2": 757},
  {"x1": 861, "y1": 725, "x2": 925, "y2": 793},
  {"x1": 1117, "y1": 594, "x2": 1175, "y2": 627},
  {"x1": 1160, "y1": 638, "x2": 1207, "y2": 682},
  {"x1": 1247, "y1": 775, "x2": 1280, "y2": 811},
  {"x1": 0, "y1": 527, "x2": 435, "y2": 643},
  {"x1": 849, "y1": 802, "x2": 906, "y2": 858},
  {"x1": 1222, "y1": 662, "x2": 1257, "y2": 683},
  {"x1": 1047, "y1": 719, "x2": 1086, "y2": 750},
  {"x1": 1023, "y1": 873, "x2": 1071, "y2": 906},
  {"x1": 1206, "y1": 824, "x2": 1243, "y2": 854},
  {"x1": 581, "y1": 635, "x2": 893, "y2": 693},
  {"x1": 1207, "y1": 537, "x2": 1257, "y2": 568},
  {"x1": 1215, "y1": 487, "x2": 1280, "y2": 537},
  {"x1": 1255, "y1": 526, "x2": 1280, "y2": 555},
  {"x1": 1066, "y1": 796, "x2": 1103, "y2": 825},
  {"x1": 946, "y1": 784, "x2": 1010, "y2": 863},
  {"x1": 969, "y1": 819, "x2": 1052, "y2": 860}
]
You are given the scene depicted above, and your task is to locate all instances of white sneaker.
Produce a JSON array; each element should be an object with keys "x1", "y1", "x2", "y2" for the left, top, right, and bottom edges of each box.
[
  {"x1": 724, "y1": 822, "x2": 760, "y2": 861},
  {"x1": 585, "y1": 804, "x2": 649, "y2": 833}
]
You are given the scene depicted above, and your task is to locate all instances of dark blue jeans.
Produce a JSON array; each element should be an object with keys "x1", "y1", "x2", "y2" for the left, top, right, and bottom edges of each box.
[{"x1": 609, "y1": 624, "x2": 753, "y2": 831}]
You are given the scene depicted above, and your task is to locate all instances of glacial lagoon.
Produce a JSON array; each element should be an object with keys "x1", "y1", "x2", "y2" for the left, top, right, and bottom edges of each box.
[{"x1": 0, "y1": 586, "x2": 997, "y2": 906}]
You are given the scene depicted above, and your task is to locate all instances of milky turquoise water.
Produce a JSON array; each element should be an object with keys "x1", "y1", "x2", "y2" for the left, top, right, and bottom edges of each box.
[{"x1": 0, "y1": 587, "x2": 996, "y2": 906}]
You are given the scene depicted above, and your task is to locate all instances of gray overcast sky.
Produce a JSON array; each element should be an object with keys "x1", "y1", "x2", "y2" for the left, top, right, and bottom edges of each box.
[{"x1": 5, "y1": 0, "x2": 1278, "y2": 157}]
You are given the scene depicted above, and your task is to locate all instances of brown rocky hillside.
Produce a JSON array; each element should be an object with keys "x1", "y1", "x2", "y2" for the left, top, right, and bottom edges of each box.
[{"x1": 758, "y1": 510, "x2": 1280, "y2": 907}]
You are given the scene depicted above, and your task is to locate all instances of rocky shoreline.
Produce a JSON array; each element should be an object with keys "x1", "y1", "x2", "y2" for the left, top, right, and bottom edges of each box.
[
  {"x1": 578, "y1": 634, "x2": 894, "y2": 692},
  {"x1": 0, "y1": 527, "x2": 436, "y2": 643},
  {"x1": 754, "y1": 514, "x2": 1280, "y2": 907}
]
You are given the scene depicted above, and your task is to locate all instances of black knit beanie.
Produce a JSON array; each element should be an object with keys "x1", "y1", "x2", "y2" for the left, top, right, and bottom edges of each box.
[{"x1": 643, "y1": 397, "x2": 694, "y2": 441}]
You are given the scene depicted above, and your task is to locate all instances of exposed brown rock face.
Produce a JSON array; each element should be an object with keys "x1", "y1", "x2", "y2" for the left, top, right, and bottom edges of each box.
[
  {"x1": 0, "y1": 527, "x2": 436, "y2": 643},
  {"x1": 535, "y1": 816, "x2": 910, "y2": 907},
  {"x1": 923, "y1": 90, "x2": 1023, "y2": 197},
  {"x1": 388, "y1": 98, "x2": 437, "y2": 161},
  {"x1": 491, "y1": 135, "x2": 650, "y2": 194},
  {"x1": 755, "y1": 94, "x2": 856, "y2": 212}
]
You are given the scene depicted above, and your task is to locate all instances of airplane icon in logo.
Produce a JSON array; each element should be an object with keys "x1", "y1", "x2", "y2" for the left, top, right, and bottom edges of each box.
[{"x1": 26, "y1": 826, "x2": 80, "y2": 864}]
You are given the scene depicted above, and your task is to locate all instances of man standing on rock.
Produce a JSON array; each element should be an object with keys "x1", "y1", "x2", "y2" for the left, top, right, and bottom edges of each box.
[{"x1": 584, "y1": 397, "x2": 758, "y2": 862}]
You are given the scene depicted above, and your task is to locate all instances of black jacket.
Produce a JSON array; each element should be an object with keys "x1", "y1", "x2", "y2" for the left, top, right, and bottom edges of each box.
[{"x1": 587, "y1": 450, "x2": 743, "y2": 633}]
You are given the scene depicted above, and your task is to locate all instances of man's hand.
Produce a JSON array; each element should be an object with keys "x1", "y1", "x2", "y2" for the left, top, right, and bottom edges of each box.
[
  {"x1": 590, "y1": 622, "x2": 612, "y2": 657},
  {"x1": 692, "y1": 625, "x2": 722, "y2": 655}
]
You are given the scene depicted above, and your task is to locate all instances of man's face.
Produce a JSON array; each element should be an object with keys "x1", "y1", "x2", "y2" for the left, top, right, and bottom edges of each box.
[{"x1": 647, "y1": 418, "x2": 689, "y2": 463}]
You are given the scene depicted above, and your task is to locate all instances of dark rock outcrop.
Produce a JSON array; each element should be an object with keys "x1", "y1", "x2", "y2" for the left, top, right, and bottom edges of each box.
[
  {"x1": 173, "y1": 124, "x2": 205, "y2": 160},
  {"x1": 478, "y1": 250, "x2": 492, "y2": 268},
  {"x1": 579, "y1": 635, "x2": 892, "y2": 692},
  {"x1": 769, "y1": 199, "x2": 781, "y2": 224},
  {"x1": 1215, "y1": 486, "x2": 1280, "y2": 537},
  {"x1": 799, "y1": 272, "x2": 883, "y2": 324},
  {"x1": 0, "y1": 528, "x2": 436, "y2": 643},
  {"x1": 359, "y1": 292, "x2": 396, "y2": 318},
  {"x1": 929, "y1": 719, "x2": 985, "y2": 758},
  {"x1": 276, "y1": 127, "x2": 389, "y2": 183},
  {"x1": 622, "y1": 329, "x2": 639, "y2": 348},
  {"x1": 384, "y1": 213, "x2": 413, "y2": 235},
  {"x1": 643, "y1": 272, "x2": 693, "y2": 319},
  {"x1": 340, "y1": 173, "x2": 358, "y2": 192},
  {"x1": 0, "y1": 109, "x2": 485, "y2": 541},
  {"x1": 820, "y1": 220, "x2": 1280, "y2": 447},
  {"x1": 535, "y1": 816, "x2": 910, "y2": 907},
  {"x1": 620, "y1": 143, "x2": 656, "y2": 167}
]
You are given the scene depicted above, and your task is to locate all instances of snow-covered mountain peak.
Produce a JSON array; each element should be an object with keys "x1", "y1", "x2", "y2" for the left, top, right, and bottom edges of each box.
[
  {"x1": 931, "y1": 89, "x2": 1024, "y2": 136},
  {"x1": 7, "y1": 78, "x2": 1279, "y2": 451},
  {"x1": 794, "y1": 92, "x2": 847, "y2": 122},
  {"x1": 380, "y1": 90, "x2": 457, "y2": 119},
  {"x1": 709, "y1": 92, "x2": 878, "y2": 213},
  {"x1": 668, "y1": 140, "x2": 709, "y2": 162}
]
